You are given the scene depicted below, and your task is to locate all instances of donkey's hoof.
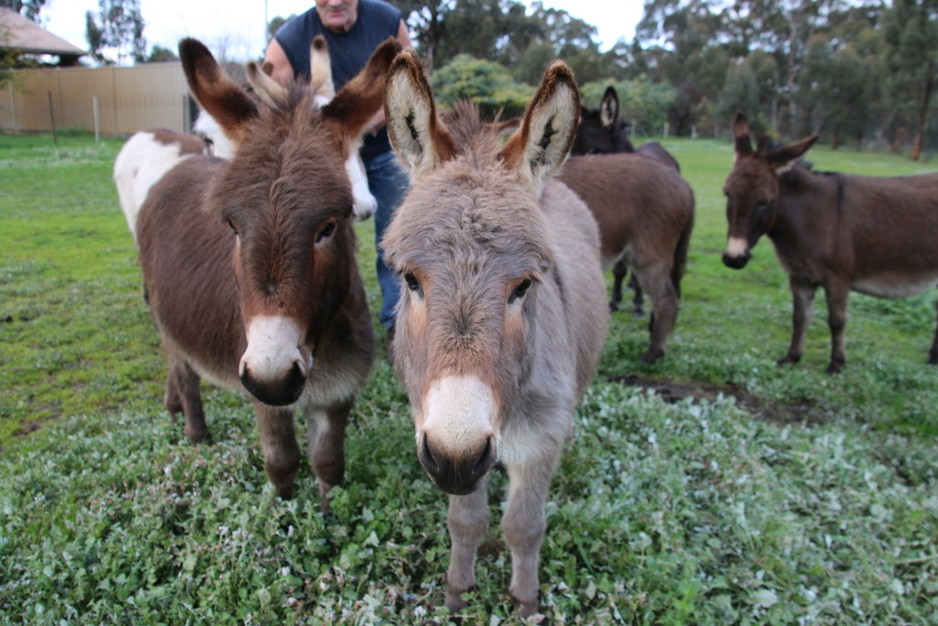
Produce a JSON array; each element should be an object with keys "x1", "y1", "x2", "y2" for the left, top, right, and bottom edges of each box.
[
  {"x1": 184, "y1": 427, "x2": 210, "y2": 444},
  {"x1": 444, "y1": 590, "x2": 468, "y2": 614},
  {"x1": 825, "y1": 358, "x2": 845, "y2": 374},
  {"x1": 776, "y1": 353, "x2": 801, "y2": 367},
  {"x1": 511, "y1": 593, "x2": 539, "y2": 617},
  {"x1": 640, "y1": 348, "x2": 663, "y2": 365}
]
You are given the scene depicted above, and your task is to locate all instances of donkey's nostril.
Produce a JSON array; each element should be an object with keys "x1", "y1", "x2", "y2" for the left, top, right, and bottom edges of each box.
[
  {"x1": 473, "y1": 436, "x2": 496, "y2": 476},
  {"x1": 288, "y1": 360, "x2": 306, "y2": 388},
  {"x1": 419, "y1": 435, "x2": 440, "y2": 474}
]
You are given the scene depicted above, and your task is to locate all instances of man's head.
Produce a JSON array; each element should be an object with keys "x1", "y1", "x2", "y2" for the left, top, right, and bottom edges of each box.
[{"x1": 315, "y1": 0, "x2": 359, "y2": 33}]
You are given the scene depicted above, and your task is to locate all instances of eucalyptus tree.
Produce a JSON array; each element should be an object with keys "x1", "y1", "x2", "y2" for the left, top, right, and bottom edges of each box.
[{"x1": 883, "y1": 0, "x2": 938, "y2": 159}]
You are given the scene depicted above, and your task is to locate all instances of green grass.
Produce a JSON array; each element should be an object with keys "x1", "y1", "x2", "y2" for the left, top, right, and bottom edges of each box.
[{"x1": 1, "y1": 132, "x2": 937, "y2": 624}]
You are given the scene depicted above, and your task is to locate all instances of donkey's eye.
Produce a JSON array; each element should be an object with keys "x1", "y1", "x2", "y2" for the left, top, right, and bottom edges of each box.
[
  {"x1": 226, "y1": 218, "x2": 238, "y2": 235},
  {"x1": 509, "y1": 278, "x2": 532, "y2": 304},
  {"x1": 316, "y1": 220, "x2": 337, "y2": 243},
  {"x1": 404, "y1": 272, "x2": 420, "y2": 292}
]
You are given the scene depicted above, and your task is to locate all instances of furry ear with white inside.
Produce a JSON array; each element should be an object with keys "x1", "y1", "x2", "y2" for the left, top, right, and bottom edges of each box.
[
  {"x1": 384, "y1": 51, "x2": 456, "y2": 178},
  {"x1": 600, "y1": 85, "x2": 618, "y2": 128},
  {"x1": 500, "y1": 60, "x2": 580, "y2": 192},
  {"x1": 179, "y1": 38, "x2": 258, "y2": 145},
  {"x1": 733, "y1": 111, "x2": 753, "y2": 158}
]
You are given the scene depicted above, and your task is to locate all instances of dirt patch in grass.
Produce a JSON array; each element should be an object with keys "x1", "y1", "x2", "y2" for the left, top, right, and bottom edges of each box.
[{"x1": 617, "y1": 375, "x2": 825, "y2": 426}]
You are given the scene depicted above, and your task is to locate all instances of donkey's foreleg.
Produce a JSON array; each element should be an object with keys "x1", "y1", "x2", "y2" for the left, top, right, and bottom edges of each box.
[
  {"x1": 629, "y1": 273, "x2": 645, "y2": 317},
  {"x1": 444, "y1": 484, "x2": 490, "y2": 613},
  {"x1": 779, "y1": 279, "x2": 815, "y2": 367},
  {"x1": 609, "y1": 259, "x2": 627, "y2": 312},
  {"x1": 502, "y1": 449, "x2": 560, "y2": 616},
  {"x1": 305, "y1": 398, "x2": 352, "y2": 513},
  {"x1": 164, "y1": 356, "x2": 208, "y2": 443},
  {"x1": 254, "y1": 404, "x2": 301, "y2": 499},
  {"x1": 929, "y1": 299, "x2": 938, "y2": 365}
]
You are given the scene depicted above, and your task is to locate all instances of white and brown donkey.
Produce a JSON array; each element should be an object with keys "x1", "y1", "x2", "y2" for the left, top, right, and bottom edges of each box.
[
  {"x1": 382, "y1": 52, "x2": 609, "y2": 615},
  {"x1": 120, "y1": 37, "x2": 400, "y2": 504}
]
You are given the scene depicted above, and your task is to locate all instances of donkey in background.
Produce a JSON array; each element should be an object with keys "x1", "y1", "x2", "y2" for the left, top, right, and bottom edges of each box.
[
  {"x1": 553, "y1": 84, "x2": 693, "y2": 364},
  {"x1": 569, "y1": 85, "x2": 685, "y2": 317},
  {"x1": 382, "y1": 53, "x2": 608, "y2": 615},
  {"x1": 120, "y1": 37, "x2": 400, "y2": 503},
  {"x1": 723, "y1": 112, "x2": 938, "y2": 372}
]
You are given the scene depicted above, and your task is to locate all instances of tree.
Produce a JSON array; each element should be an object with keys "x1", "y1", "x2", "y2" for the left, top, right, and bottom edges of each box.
[
  {"x1": 429, "y1": 53, "x2": 533, "y2": 117},
  {"x1": 145, "y1": 45, "x2": 177, "y2": 63},
  {"x1": 397, "y1": 0, "x2": 454, "y2": 71},
  {"x1": 0, "y1": 0, "x2": 46, "y2": 21},
  {"x1": 884, "y1": 0, "x2": 938, "y2": 159},
  {"x1": 85, "y1": 0, "x2": 146, "y2": 66}
]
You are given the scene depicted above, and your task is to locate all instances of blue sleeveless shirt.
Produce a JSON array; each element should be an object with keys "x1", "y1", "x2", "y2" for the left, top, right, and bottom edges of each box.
[{"x1": 274, "y1": 0, "x2": 402, "y2": 160}]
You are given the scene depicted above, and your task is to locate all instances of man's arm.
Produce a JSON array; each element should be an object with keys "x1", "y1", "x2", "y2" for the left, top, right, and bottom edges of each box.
[{"x1": 263, "y1": 38, "x2": 296, "y2": 88}]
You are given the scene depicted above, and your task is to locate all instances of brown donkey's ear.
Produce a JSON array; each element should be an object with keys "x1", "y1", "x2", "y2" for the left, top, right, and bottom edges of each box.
[
  {"x1": 500, "y1": 60, "x2": 580, "y2": 192},
  {"x1": 179, "y1": 38, "x2": 258, "y2": 145},
  {"x1": 321, "y1": 37, "x2": 401, "y2": 144},
  {"x1": 767, "y1": 135, "x2": 819, "y2": 172},
  {"x1": 384, "y1": 50, "x2": 457, "y2": 178},
  {"x1": 733, "y1": 111, "x2": 753, "y2": 157}
]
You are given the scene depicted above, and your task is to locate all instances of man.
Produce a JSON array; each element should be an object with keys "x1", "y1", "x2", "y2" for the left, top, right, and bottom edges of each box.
[{"x1": 264, "y1": 0, "x2": 412, "y2": 355}]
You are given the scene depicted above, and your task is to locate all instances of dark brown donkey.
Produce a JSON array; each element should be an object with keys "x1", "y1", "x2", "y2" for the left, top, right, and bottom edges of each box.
[
  {"x1": 555, "y1": 153, "x2": 694, "y2": 364},
  {"x1": 723, "y1": 112, "x2": 938, "y2": 373},
  {"x1": 126, "y1": 38, "x2": 400, "y2": 502},
  {"x1": 570, "y1": 85, "x2": 685, "y2": 316},
  {"x1": 382, "y1": 53, "x2": 608, "y2": 615}
]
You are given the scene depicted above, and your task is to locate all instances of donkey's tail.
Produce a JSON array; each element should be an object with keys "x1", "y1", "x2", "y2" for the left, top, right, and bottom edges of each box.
[{"x1": 671, "y1": 202, "x2": 694, "y2": 299}]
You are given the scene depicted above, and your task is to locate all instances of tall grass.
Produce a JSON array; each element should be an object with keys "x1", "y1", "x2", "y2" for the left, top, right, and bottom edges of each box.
[{"x1": 1, "y1": 132, "x2": 936, "y2": 623}]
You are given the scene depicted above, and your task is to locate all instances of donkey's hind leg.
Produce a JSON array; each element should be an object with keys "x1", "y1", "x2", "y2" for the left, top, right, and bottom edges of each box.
[
  {"x1": 305, "y1": 398, "x2": 353, "y2": 512},
  {"x1": 634, "y1": 262, "x2": 678, "y2": 364},
  {"x1": 165, "y1": 355, "x2": 209, "y2": 443}
]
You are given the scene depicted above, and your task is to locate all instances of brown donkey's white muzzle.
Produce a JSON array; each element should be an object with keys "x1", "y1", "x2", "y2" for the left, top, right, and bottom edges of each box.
[
  {"x1": 239, "y1": 315, "x2": 310, "y2": 406},
  {"x1": 417, "y1": 375, "x2": 498, "y2": 496},
  {"x1": 722, "y1": 236, "x2": 752, "y2": 269}
]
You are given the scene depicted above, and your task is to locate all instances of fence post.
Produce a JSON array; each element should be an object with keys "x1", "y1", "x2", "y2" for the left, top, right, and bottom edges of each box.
[
  {"x1": 93, "y1": 95, "x2": 100, "y2": 143},
  {"x1": 663, "y1": 122, "x2": 669, "y2": 138},
  {"x1": 48, "y1": 91, "x2": 58, "y2": 145}
]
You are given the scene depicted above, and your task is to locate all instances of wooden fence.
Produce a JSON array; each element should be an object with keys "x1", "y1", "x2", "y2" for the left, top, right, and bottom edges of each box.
[{"x1": 0, "y1": 62, "x2": 194, "y2": 136}]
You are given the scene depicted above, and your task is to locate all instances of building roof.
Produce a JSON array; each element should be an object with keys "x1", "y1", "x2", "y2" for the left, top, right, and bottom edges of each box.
[{"x1": 0, "y1": 7, "x2": 86, "y2": 57}]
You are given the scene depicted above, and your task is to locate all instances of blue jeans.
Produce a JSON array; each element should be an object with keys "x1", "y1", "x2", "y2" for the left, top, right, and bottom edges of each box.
[{"x1": 364, "y1": 150, "x2": 409, "y2": 330}]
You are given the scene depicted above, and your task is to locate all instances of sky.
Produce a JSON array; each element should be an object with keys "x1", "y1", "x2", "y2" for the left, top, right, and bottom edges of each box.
[{"x1": 41, "y1": 0, "x2": 641, "y2": 62}]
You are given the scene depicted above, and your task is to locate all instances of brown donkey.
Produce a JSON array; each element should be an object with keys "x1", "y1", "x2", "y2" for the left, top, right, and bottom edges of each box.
[
  {"x1": 569, "y1": 84, "x2": 685, "y2": 316},
  {"x1": 555, "y1": 153, "x2": 694, "y2": 364},
  {"x1": 723, "y1": 112, "x2": 938, "y2": 372},
  {"x1": 127, "y1": 38, "x2": 400, "y2": 503},
  {"x1": 382, "y1": 53, "x2": 609, "y2": 616}
]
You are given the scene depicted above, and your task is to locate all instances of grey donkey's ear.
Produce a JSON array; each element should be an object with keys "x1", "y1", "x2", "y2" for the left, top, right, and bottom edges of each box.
[
  {"x1": 500, "y1": 60, "x2": 580, "y2": 193},
  {"x1": 384, "y1": 50, "x2": 457, "y2": 179},
  {"x1": 244, "y1": 60, "x2": 286, "y2": 109}
]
